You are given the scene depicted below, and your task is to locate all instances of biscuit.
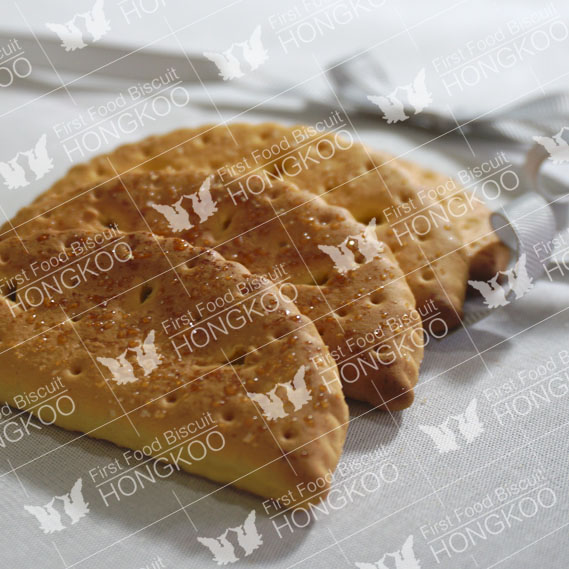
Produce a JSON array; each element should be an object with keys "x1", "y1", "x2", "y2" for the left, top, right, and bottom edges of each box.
[
  {"x1": 396, "y1": 158, "x2": 510, "y2": 280},
  {"x1": 9, "y1": 171, "x2": 424, "y2": 410},
  {"x1": 271, "y1": 143, "x2": 469, "y2": 331},
  {"x1": 3, "y1": 123, "x2": 469, "y2": 329},
  {"x1": 0, "y1": 231, "x2": 348, "y2": 504}
]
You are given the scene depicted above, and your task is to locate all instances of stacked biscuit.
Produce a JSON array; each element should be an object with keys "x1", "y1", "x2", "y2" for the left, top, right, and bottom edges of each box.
[{"x1": 0, "y1": 123, "x2": 507, "y2": 505}]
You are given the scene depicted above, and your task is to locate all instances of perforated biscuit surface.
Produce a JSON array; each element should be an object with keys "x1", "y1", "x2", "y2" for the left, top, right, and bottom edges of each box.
[
  {"x1": 9, "y1": 171, "x2": 424, "y2": 410},
  {"x1": 0, "y1": 231, "x2": 347, "y2": 503}
]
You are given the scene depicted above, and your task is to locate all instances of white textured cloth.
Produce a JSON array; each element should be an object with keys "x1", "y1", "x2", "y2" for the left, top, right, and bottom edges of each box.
[{"x1": 1, "y1": 1, "x2": 568, "y2": 568}]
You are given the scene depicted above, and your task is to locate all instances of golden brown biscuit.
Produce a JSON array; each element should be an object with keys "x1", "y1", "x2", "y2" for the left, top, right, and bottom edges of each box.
[
  {"x1": 270, "y1": 143, "x2": 469, "y2": 331},
  {"x1": 396, "y1": 158, "x2": 510, "y2": 280},
  {"x1": 8, "y1": 171, "x2": 424, "y2": 410},
  {"x1": 0, "y1": 231, "x2": 348, "y2": 504},
  {"x1": 1, "y1": 123, "x2": 469, "y2": 329}
]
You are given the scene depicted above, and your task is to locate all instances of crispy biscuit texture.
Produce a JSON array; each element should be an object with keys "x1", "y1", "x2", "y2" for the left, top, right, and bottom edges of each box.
[
  {"x1": 2, "y1": 123, "x2": 485, "y2": 330},
  {"x1": 9, "y1": 171, "x2": 424, "y2": 410},
  {"x1": 0, "y1": 231, "x2": 348, "y2": 504},
  {"x1": 396, "y1": 158, "x2": 510, "y2": 280}
]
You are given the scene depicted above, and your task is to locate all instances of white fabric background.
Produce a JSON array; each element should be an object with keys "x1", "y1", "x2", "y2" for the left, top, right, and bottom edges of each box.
[{"x1": 0, "y1": 1, "x2": 568, "y2": 568}]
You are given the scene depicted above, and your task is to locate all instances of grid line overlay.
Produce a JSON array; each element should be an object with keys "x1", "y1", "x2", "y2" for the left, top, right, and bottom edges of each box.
[{"x1": 0, "y1": 0, "x2": 567, "y2": 566}]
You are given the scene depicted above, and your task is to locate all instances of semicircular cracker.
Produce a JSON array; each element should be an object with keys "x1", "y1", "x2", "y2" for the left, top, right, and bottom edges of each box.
[
  {"x1": 0, "y1": 231, "x2": 348, "y2": 504},
  {"x1": 395, "y1": 157, "x2": 510, "y2": 280},
  {"x1": 8, "y1": 171, "x2": 424, "y2": 410},
  {"x1": 1, "y1": 122, "x2": 494, "y2": 330}
]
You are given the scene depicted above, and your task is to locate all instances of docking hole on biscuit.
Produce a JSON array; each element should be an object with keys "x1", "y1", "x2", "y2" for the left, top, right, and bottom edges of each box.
[
  {"x1": 274, "y1": 326, "x2": 290, "y2": 340},
  {"x1": 421, "y1": 268, "x2": 435, "y2": 281},
  {"x1": 157, "y1": 394, "x2": 178, "y2": 409},
  {"x1": 139, "y1": 283, "x2": 154, "y2": 304},
  {"x1": 70, "y1": 363, "x2": 83, "y2": 376},
  {"x1": 283, "y1": 429, "x2": 296, "y2": 440},
  {"x1": 310, "y1": 272, "x2": 329, "y2": 286},
  {"x1": 4, "y1": 283, "x2": 17, "y2": 303},
  {"x1": 185, "y1": 255, "x2": 203, "y2": 269},
  {"x1": 370, "y1": 291, "x2": 384, "y2": 305},
  {"x1": 100, "y1": 218, "x2": 116, "y2": 229},
  {"x1": 336, "y1": 305, "x2": 350, "y2": 317},
  {"x1": 222, "y1": 410, "x2": 235, "y2": 422},
  {"x1": 229, "y1": 347, "x2": 248, "y2": 366},
  {"x1": 221, "y1": 216, "x2": 233, "y2": 231}
]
